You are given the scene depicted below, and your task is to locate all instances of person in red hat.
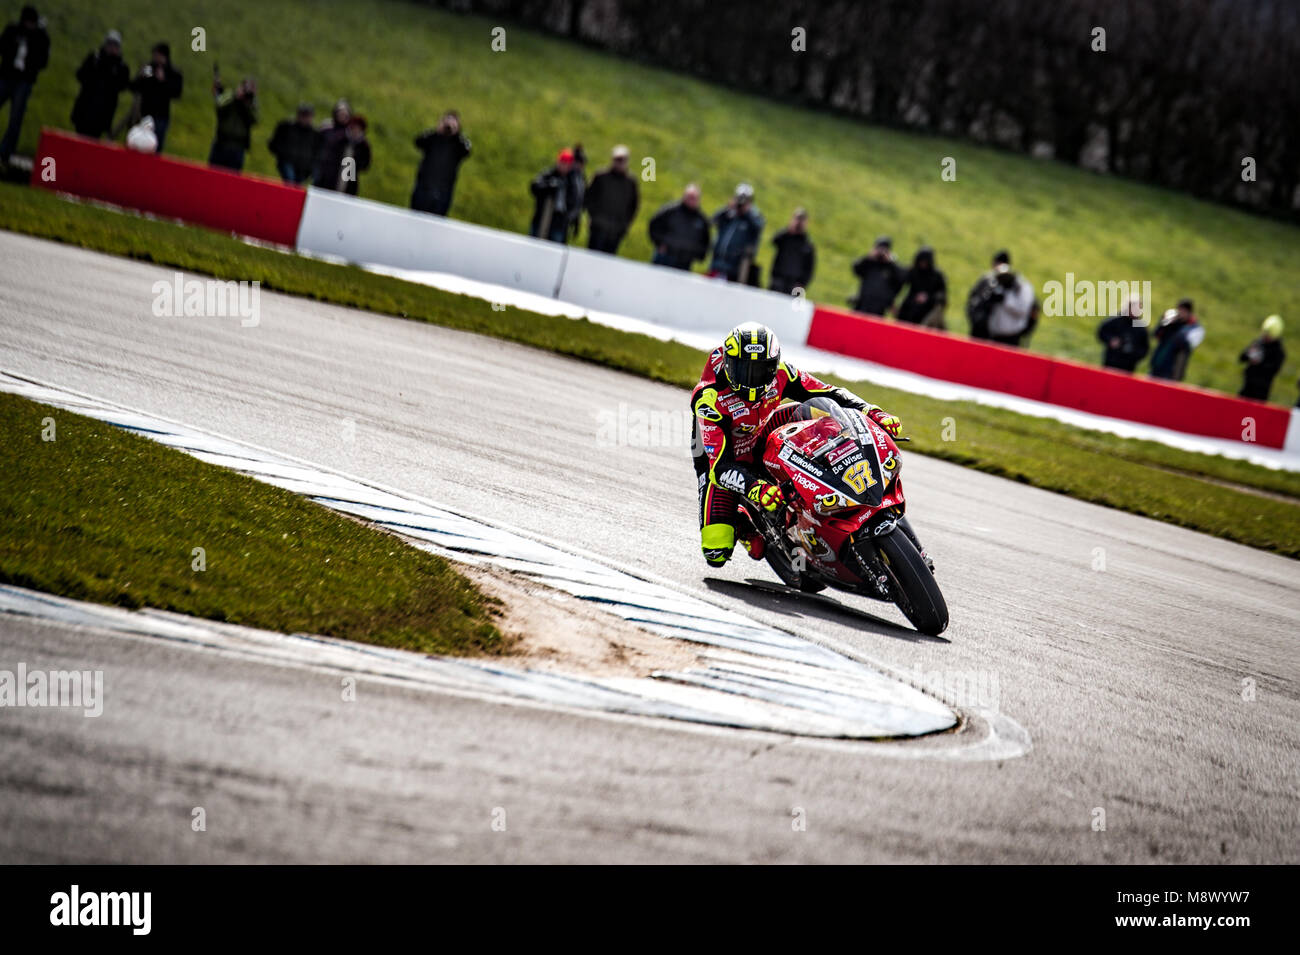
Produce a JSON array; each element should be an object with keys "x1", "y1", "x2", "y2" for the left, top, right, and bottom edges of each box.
[{"x1": 529, "y1": 147, "x2": 582, "y2": 243}]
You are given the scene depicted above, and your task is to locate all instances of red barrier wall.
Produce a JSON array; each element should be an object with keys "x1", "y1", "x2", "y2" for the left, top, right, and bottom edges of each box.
[
  {"x1": 808, "y1": 305, "x2": 1289, "y2": 448},
  {"x1": 30, "y1": 129, "x2": 306, "y2": 246}
]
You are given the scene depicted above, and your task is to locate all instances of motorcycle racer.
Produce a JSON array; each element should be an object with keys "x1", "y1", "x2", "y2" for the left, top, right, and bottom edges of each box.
[{"x1": 692, "y1": 321, "x2": 904, "y2": 567}]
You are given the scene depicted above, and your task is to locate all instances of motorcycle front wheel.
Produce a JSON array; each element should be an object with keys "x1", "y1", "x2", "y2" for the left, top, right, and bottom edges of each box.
[{"x1": 868, "y1": 531, "x2": 949, "y2": 635}]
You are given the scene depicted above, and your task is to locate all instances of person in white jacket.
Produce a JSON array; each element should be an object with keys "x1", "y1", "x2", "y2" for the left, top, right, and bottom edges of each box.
[{"x1": 985, "y1": 263, "x2": 1038, "y2": 346}]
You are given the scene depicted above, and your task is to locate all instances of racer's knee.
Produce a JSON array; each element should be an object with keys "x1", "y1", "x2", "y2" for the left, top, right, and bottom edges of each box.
[{"x1": 701, "y1": 522, "x2": 736, "y2": 566}]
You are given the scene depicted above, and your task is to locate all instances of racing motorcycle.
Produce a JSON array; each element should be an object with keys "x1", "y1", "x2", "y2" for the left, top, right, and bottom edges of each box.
[{"x1": 739, "y1": 398, "x2": 949, "y2": 636}]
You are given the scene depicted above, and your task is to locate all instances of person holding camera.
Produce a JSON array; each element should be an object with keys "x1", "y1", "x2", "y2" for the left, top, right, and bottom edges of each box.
[
  {"x1": 529, "y1": 148, "x2": 582, "y2": 243},
  {"x1": 710, "y1": 183, "x2": 765, "y2": 284},
  {"x1": 410, "y1": 111, "x2": 471, "y2": 216},
  {"x1": 967, "y1": 250, "x2": 1036, "y2": 345},
  {"x1": 71, "y1": 30, "x2": 129, "y2": 139},
  {"x1": 1238, "y1": 314, "x2": 1284, "y2": 401},
  {"x1": 850, "y1": 236, "x2": 904, "y2": 315},
  {"x1": 126, "y1": 42, "x2": 182, "y2": 152},
  {"x1": 208, "y1": 74, "x2": 257, "y2": 172}
]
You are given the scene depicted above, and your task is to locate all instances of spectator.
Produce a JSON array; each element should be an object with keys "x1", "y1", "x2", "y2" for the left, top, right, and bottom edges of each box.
[
  {"x1": 207, "y1": 75, "x2": 257, "y2": 172},
  {"x1": 268, "y1": 103, "x2": 320, "y2": 184},
  {"x1": 1239, "y1": 314, "x2": 1285, "y2": 401},
  {"x1": 1096, "y1": 295, "x2": 1150, "y2": 372},
  {"x1": 410, "y1": 110, "x2": 471, "y2": 216},
  {"x1": 71, "y1": 30, "x2": 129, "y2": 139},
  {"x1": 710, "y1": 183, "x2": 765, "y2": 284},
  {"x1": 982, "y1": 262, "x2": 1037, "y2": 346},
  {"x1": 567, "y1": 142, "x2": 587, "y2": 242},
  {"x1": 966, "y1": 249, "x2": 1011, "y2": 338},
  {"x1": 0, "y1": 4, "x2": 49, "y2": 164},
  {"x1": 320, "y1": 98, "x2": 349, "y2": 133},
  {"x1": 583, "y1": 144, "x2": 639, "y2": 254},
  {"x1": 648, "y1": 183, "x2": 710, "y2": 270},
  {"x1": 897, "y1": 246, "x2": 947, "y2": 327},
  {"x1": 529, "y1": 148, "x2": 582, "y2": 243},
  {"x1": 127, "y1": 43, "x2": 182, "y2": 152},
  {"x1": 313, "y1": 114, "x2": 370, "y2": 194},
  {"x1": 850, "y1": 236, "x2": 903, "y2": 315},
  {"x1": 1149, "y1": 299, "x2": 1204, "y2": 381},
  {"x1": 768, "y1": 208, "x2": 815, "y2": 294}
]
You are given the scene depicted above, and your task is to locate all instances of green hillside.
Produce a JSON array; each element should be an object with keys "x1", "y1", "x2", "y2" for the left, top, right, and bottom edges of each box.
[{"x1": 12, "y1": 0, "x2": 1300, "y2": 402}]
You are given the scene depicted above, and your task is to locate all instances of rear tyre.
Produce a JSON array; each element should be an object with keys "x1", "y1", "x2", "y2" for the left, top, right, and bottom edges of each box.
[{"x1": 872, "y1": 531, "x2": 948, "y2": 635}]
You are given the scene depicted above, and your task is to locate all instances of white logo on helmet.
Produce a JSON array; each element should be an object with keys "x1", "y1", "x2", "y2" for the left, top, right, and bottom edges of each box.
[{"x1": 743, "y1": 343, "x2": 766, "y2": 354}]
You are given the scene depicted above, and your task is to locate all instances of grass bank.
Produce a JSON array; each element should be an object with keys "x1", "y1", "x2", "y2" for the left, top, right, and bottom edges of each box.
[{"x1": 0, "y1": 391, "x2": 507, "y2": 655}]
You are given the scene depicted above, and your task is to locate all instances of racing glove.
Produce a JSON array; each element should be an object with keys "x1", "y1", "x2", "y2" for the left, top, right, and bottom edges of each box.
[
  {"x1": 867, "y1": 408, "x2": 904, "y2": 438},
  {"x1": 746, "y1": 480, "x2": 783, "y2": 512}
]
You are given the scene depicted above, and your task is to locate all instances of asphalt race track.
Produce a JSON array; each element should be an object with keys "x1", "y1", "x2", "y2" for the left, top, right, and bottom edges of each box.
[{"x1": 2, "y1": 231, "x2": 1297, "y2": 863}]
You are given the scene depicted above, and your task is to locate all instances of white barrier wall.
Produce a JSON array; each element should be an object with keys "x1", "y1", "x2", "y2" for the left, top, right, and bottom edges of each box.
[
  {"x1": 294, "y1": 188, "x2": 813, "y2": 343},
  {"x1": 557, "y1": 246, "x2": 813, "y2": 347},
  {"x1": 296, "y1": 189, "x2": 566, "y2": 297}
]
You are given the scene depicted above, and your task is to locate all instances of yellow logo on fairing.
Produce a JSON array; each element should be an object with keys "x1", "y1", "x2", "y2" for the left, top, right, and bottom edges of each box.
[{"x1": 843, "y1": 461, "x2": 877, "y2": 494}]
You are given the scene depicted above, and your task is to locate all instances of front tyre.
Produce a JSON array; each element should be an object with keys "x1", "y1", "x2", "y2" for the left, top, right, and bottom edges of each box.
[{"x1": 874, "y1": 531, "x2": 948, "y2": 635}]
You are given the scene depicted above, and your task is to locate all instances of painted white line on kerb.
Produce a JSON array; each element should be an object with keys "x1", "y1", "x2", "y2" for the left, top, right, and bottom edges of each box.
[{"x1": 1, "y1": 371, "x2": 1002, "y2": 747}]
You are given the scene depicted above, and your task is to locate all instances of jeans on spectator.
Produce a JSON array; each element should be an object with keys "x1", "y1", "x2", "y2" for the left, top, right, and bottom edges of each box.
[
  {"x1": 530, "y1": 221, "x2": 569, "y2": 244},
  {"x1": 411, "y1": 188, "x2": 452, "y2": 216},
  {"x1": 0, "y1": 78, "x2": 34, "y2": 161},
  {"x1": 208, "y1": 141, "x2": 246, "y2": 171},
  {"x1": 587, "y1": 224, "x2": 624, "y2": 254},
  {"x1": 148, "y1": 115, "x2": 170, "y2": 153},
  {"x1": 652, "y1": 249, "x2": 692, "y2": 270},
  {"x1": 277, "y1": 160, "x2": 309, "y2": 183}
]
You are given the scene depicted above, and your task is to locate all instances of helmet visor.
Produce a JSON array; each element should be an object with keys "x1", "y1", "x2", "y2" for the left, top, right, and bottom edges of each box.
[{"x1": 726, "y1": 354, "x2": 779, "y2": 392}]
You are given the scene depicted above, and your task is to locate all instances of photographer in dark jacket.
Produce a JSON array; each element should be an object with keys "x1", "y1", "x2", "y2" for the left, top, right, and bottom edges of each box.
[
  {"x1": 208, "y1": 74, "x2": 257, "y2": 172},
  {"x1": 768, "y1": 208, "x2": 815, "y2": 294},
  {"x1": 1096, "y1": 296, "x2": 1149, "y2": 372},
  {"x1": 896, "y1": 246, "x2": 947, "y2": 327},
  {"x1": 1239, "y1": 315, "x2": 1285, "y2": 401},
  {"x1": 649, "y1": 183, "x2": 710, "y2": 270},
  {"x1": 710, "y1": 182, "x2": 765, "y2": 284},
  {"x1": 71, "y1": 30, "x2": 129, "y2": 138},
  {"x1": 411, "y1": 110, "x2": 470, "y2": 216},
  {"x1": 268, "y1": 103, "x2": 320, "y2": 183},
  {"x1": 127, "y1": 42, "x2": 182, "y2": 152},
  {"x1": 0, "y1": 4, "x2": 50, "y2": 163},
  {"x1": 529, "y1": 148, "x2": 582, "y2": 243},
  {"x1": 583, "y1": 144, "x2": 638, "y2": 253},
  {"x1": 851, "y1": 236, "x2": 904, "y2": 315}
]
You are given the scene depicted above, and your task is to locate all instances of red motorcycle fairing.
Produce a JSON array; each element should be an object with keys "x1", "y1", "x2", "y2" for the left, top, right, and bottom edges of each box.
[{"x1": 761, "y1": 405, "x2": 905, "y2": 585}]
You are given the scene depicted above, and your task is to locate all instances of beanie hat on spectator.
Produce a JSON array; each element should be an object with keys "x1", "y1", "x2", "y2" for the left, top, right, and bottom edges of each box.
[
  {"x1": 1177, "y1": 298, "x2": 1195, "y2": 311},
  {"x1": 153, "y1": 42, "x2": 170, "y2": 58},
  {"x1": 874, "y1": 235, "x2": 892, "y2": 249},
  {"x1": 611, "y1": 144, "x2": 630, "y2": 159},
  {"x1": 993, "y1": 249, "x2": 1010, "y2": 265},
  {"x1": 21, "y1": 5, "x2": 37, "y2": 22},
  {"x1": 105, "y1": 29, "x2": 122, "y2": 46},
  {"x1": 1262, "y1": 314, "x2": 1284, "y2": 339},
  {"x1": 558, "y1": 148, "x2": 574, "y2": 163}
]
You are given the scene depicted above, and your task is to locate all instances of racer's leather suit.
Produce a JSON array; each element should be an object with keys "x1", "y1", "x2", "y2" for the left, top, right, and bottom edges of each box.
[{"x1": 690, "y1": 347, "x2": 881, "y2": 566}]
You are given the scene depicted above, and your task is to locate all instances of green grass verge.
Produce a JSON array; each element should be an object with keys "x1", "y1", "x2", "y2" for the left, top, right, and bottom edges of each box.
[
  {"x1": 13, "y1": 0, "x2": 1300, "y2": 403},
  {"x1": 0, "y1": 391, "x2": 507, "y2": 655},
  {"x1": 3, "y1": 181, "x2": 1297, "y2": 558}
]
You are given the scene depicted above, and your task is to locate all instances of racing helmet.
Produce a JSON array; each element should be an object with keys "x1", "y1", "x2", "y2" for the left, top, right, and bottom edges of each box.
[{"x1": 722, "y1": 322, "x2": 781, "y2": 401}]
